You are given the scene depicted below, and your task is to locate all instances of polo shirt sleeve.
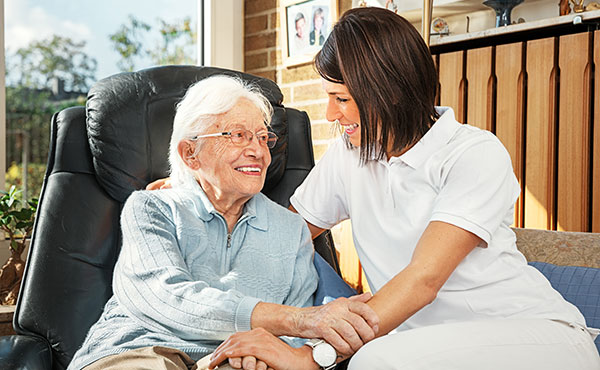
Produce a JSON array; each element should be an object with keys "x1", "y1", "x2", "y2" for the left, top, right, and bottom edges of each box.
[
  {"x1": 430, "y1": 136, "x2": 520, "y2": 245},
  {"x1": 290, "y1": 139, "x2": 349, "y2": 229}
]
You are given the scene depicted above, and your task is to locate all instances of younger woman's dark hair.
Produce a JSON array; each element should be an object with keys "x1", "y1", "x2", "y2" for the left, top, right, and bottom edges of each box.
[{"x1": 315, "y1": 7, "x2": 439, "y2": 162}]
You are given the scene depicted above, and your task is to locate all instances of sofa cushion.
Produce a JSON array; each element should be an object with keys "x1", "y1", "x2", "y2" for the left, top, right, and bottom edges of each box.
[
  {"x1": 529, "y1": 261, "x2": 600, "y2": 352},
  {"x1": 314, "y1": 253, "x2": 357, "y2": 305},
  {"x1": 515, "y1": 227, "x2": 600, "y2": 268}
]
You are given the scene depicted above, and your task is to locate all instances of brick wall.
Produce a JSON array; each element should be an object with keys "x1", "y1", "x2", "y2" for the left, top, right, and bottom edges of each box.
[
  {"x1": 244, "y1": 0, "x2": 352, "y2": 161},
  {"x1": 244, "y1": 0, "x2": 365, "y2": 291}
]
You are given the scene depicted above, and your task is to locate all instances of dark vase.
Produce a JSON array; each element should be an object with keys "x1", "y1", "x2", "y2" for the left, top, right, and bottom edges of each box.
[{"x1": 483, "y1": 0, "x2": 524, "y2": 27}]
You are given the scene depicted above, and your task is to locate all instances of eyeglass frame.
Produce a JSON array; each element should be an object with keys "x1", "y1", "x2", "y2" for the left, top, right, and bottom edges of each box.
[{"x1": 192, "y1": 128, "x2": 278, "y2": 149}]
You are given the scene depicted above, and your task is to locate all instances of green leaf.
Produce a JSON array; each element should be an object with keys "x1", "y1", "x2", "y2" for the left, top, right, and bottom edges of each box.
[
  {"x1": 28, "y1": 198, "x2": 39, "y2": 208},
  {"x1": 15, "y1": 221, "x2": 28, "y2": 229},
  {"x1": 1, "y1": 185, "x2": 38, "y2": 240},
  {"x1": 15, "y1": 208, "x2": 33, "y2": 220}
]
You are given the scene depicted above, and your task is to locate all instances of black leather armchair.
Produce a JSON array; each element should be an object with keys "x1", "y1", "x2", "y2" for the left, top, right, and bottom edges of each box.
[{"x1": 0, "y1": 66, "x2": 341, "y2": 370}]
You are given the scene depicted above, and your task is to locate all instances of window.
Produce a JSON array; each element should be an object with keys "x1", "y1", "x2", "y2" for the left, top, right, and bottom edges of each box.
[{"x1": 3, "y1": 0, "x2": 198, "y2": 200}]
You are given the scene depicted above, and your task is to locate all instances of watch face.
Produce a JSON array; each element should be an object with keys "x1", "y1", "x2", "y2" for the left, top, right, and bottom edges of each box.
[{"x1": 313, "y1": 342, "x2": 337, "y2": 367}]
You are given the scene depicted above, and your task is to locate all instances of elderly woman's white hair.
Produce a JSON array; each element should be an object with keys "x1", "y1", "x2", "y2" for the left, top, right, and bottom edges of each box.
[{"x1": 169, "y1": 75, "x2": 274, "y2": 186}]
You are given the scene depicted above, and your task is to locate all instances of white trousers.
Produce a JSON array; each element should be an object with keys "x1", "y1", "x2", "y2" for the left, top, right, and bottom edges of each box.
[{"x1": 348, "y1": 319, "x2": 600, "y2": 370}]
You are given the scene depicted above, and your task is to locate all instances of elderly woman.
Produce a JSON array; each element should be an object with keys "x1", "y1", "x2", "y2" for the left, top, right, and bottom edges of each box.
[{"x1": 67, "y1": 75, "x2": 378, "y2": 370}]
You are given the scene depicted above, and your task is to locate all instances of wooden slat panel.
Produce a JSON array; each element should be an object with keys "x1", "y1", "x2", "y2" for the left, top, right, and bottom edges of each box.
[
  {"x1": 434, "y1": 54, "x2": 441, "y2": 106},
  {"x1": 524, "y1": 37, "x2": 557, "y2": 230},
  {"x1": 438, "y1": 51, "x2": 465, "y2": 122},
  {"x1": 556, "y1": 32, "x2": 591, "y2": 232},
  {"x1": 593, "y1": 31, "x2": 600, "y2": 232},
  {"x1": 495, "y1": 42, "x2": 525, "y2": 227},
  {"x1": 466, "y1": 47, "x2": 494, "y2": 130}
]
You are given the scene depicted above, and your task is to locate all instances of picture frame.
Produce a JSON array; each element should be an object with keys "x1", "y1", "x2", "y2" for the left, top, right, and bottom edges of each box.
[{"x1": 280, "y1": 0, "x2": 338, "y2": 67}]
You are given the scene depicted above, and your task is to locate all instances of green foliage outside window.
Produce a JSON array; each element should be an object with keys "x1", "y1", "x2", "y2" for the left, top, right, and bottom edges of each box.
[
  {"x1": 109, "y1": 15, "x2": 196, "y2": 72},
  {"x1": 5, "y1": 163, "x2": 47, "y2": 202},
  {"x1": 5, "y1": 17, "x2": 195, "y2": 203},
  {"x1": 5, "y1": 35, "x2": 94, "y2": 203}
]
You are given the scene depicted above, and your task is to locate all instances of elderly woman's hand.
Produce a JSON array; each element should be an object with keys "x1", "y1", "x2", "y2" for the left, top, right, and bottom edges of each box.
[
  {"x1": 209, "y1": 328, "x2": 318, "y2": 370},
  {"x1": 293, "y1": 292, "x2": 379, "y2": 355}
]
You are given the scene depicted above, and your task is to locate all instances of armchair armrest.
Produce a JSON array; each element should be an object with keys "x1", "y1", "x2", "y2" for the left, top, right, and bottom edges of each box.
[{"x1": 0, "y1": 334, "x2": 52, "y2": 369}]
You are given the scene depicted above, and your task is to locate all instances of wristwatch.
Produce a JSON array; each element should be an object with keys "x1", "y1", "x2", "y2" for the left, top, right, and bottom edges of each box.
[{"x1": 305, "y1": 338, "x2": 337, "y2": 370}]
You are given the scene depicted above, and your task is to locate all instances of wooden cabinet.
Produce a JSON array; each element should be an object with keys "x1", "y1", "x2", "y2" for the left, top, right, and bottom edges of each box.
[
  {"x1": 594, "y1": 30, "x2": 600, "y2": 232},
  {"x1": 432, "y1": 22, "x2": 599, "y2": 233}
]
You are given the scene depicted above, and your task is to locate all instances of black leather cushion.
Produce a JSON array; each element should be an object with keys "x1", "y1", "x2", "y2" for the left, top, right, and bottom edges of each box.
[
  {"x1": 86, "y1": 65, "x2": 288, "y2": 203},
  {"x1": 0, "y1": 335, "x2": 52, "y2": 369},
  {"x1": 15, "y1": 108, "x2": 120, "y2": 369},
  {"x1": 262, "y1": 108, "x2": 310, "y2": 207}
]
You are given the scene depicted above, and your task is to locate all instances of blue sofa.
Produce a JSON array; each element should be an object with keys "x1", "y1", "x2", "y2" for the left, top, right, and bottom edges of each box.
[{"x1": 513, "y1": 227, "x2": 600, "y2": 353}]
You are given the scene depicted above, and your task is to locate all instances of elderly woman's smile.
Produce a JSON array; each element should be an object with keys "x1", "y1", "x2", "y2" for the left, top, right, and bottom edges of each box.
[{"x1": 235, "y1": 165, "x2": 263, "y2": 175}]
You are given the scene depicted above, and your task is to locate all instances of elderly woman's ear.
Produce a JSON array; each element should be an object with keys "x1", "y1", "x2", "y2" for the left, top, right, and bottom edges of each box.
[{"x1": 178, "y1": 140, "x2": 201, "y2": 170}]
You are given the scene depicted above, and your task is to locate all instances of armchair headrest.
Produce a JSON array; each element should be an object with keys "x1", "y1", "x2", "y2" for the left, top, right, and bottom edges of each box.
[{"x1": 86, "y1": 65, "x2": 288, "y2": 203}]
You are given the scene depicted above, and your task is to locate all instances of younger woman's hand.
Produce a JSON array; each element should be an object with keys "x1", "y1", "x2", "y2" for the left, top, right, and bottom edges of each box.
[
  {"x1": 225, "y1": 355, "x2": 273, "y2": 370},
  {"x1": 146, "y1": 177, "x2": 172, "y2": 190}
]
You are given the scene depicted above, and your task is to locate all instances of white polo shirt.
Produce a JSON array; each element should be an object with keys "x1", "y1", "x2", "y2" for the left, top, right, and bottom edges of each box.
[{"x1": 291, "y1": 107, "x2": 586, "y2": 330}]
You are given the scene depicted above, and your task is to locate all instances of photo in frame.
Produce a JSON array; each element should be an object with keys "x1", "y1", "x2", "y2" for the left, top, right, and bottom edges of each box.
[{"x1": 280, "y1": 0, "x2": 338, "y2": 67}]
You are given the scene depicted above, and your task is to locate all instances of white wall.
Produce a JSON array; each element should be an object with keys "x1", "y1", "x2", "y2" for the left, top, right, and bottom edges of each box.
[{"x1": 203, "y1": 0, "x2": 244, "y2": 70}]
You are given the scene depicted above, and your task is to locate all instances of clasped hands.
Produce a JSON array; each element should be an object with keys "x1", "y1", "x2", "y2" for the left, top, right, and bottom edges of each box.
[{"x1": 208, "y1": 293, "x2": 379, "y2": 370}]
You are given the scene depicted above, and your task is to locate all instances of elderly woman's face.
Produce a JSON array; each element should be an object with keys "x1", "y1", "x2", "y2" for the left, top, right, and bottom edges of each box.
[{"x1": 195, "y1": 98, "x2": 272, "y2": 202}]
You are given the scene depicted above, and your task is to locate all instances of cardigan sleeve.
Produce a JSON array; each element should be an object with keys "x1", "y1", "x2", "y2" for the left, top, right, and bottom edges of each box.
[
  {"x1": 112, "y1": 191, "x2": 260, "y2": 341},
  {"x1": 278, "y1": 216, "x2": 319, "y2": 348},
  {"x1": 282, "y1": 220, "x2": 318, "y2": 310}
]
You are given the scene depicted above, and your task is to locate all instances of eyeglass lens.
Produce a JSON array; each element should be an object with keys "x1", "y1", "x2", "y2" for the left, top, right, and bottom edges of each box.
[{"x1": 229, "y1": 129, "x2": 278, "y2": 149}]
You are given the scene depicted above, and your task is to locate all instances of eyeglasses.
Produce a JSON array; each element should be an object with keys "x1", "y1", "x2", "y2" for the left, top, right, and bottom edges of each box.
[{"x1": 193, "y1": 128, "x2": 278, "y2": 149}]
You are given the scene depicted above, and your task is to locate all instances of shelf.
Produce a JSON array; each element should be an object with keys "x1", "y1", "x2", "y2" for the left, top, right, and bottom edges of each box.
[{"x1": 429, "y1": 9, "x2": 600, "y2": 47}]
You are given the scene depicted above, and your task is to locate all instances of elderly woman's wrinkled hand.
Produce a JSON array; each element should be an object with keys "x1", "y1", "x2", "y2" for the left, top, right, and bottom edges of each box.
[
  {"x1": 294, "y1": 292, "x2": 379, "y2": 355},
  {"x1": 208, "y1": 328, "x2": 316, "y2": 370}
]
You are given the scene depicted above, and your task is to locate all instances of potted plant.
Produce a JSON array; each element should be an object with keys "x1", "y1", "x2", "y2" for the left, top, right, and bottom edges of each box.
[{"x1": 0, "y1": 186, "x2": 38, "y2": 305}]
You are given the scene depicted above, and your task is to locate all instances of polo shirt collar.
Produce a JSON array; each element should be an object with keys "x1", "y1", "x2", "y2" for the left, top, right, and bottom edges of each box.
[
  {"x1": 186, "y1": 180, "x2": 268, "y2": 231},
  {"x1": 395, "y1": 106, "x2": 461, "y2": 169}
]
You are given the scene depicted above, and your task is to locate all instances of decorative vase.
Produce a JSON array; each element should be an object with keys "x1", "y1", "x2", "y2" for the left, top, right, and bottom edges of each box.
[{"x1": 483, "y1": 0, "x2": 524, "y2": 27}]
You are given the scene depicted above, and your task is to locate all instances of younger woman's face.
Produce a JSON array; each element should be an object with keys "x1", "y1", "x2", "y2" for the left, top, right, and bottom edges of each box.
[{"x1": 322, "y1": 79, "x2": 362, "y2": 147}]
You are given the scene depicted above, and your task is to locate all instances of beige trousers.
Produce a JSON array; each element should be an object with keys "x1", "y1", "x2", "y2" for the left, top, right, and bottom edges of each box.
[{"x1": 83, "y1": 346, "x2": 234, "y2": 370}]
